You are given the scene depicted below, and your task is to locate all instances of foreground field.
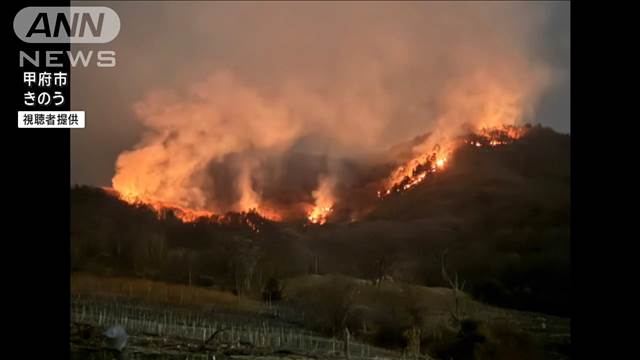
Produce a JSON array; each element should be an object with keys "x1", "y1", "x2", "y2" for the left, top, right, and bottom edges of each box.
[
  {"x1": 71, "y1": 297, "x2": 398, "y2": 360},
  {"x1": 71, "y1": 274, "x2": 569, "y2": 359}
]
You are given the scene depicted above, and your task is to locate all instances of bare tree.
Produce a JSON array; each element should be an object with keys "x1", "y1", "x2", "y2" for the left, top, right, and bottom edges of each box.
[
  {"x1": 440, "y1": 249, "x2": 467, "y2": 329},
  {"x1": 229, "y1": 237, "x2": 259, "y2": 295}
]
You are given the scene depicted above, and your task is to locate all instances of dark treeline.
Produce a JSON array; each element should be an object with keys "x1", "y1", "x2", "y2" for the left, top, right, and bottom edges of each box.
[
  {"x1": 71, "y1": 126, "x2": 570, "y2": 317},
  {"x1": 71, "y1": 185, "x2": 307, "y2": 295}
]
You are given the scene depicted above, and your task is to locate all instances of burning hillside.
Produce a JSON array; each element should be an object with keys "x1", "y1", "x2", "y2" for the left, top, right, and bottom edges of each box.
[
  {"x1": 379, "y1": 124, "x2": 531, "y2": 198},
  {"x1": 105, "y1": 2, "x2": 553, "y2": 228},
  {"x1": 107, "y1": 124, "x2": 535, "y2": 226}
]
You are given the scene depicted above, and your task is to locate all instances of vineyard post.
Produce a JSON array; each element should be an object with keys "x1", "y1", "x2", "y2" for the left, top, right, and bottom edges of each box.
[{"x1": 343, "y1": 327, "x2": 351, "y2": 360}]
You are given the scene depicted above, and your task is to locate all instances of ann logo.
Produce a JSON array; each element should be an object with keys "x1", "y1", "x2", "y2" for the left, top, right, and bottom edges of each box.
[
  {"x1": 26, "y1": 11, "x2": 104, "y2": 38},
  {"x1": 14, "y1": 7, "x2": 120, "y2": 43}
]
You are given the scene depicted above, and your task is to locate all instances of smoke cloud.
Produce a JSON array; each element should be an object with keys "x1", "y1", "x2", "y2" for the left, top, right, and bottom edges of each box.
[{"x1": 97, "y1": 2, "x2": 559, "y2": 219}]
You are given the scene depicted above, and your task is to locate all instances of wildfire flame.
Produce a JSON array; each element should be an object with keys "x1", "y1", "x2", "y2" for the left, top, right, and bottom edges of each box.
[
  {"x1": 379, "y1": 144, "x2": 451, "y2": 198},
  {"x1": 104, "y1": 186, "x2": 279, "y2": 231},
  {"x1": 307, "y1": 176, "x2": 336, "y2": 225},
  {"x1": 379, "y1": 124, "x2": 529, "y2": 198},
  {"x1": 464, "y1": 124, "x2": 529, "y2": 148},
  {"x1": 307, "y1": 205, "x2": 333, "y2": 225},
  {"x1": 107, "y1": 124, "x2": 530, "y2": 225}
]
